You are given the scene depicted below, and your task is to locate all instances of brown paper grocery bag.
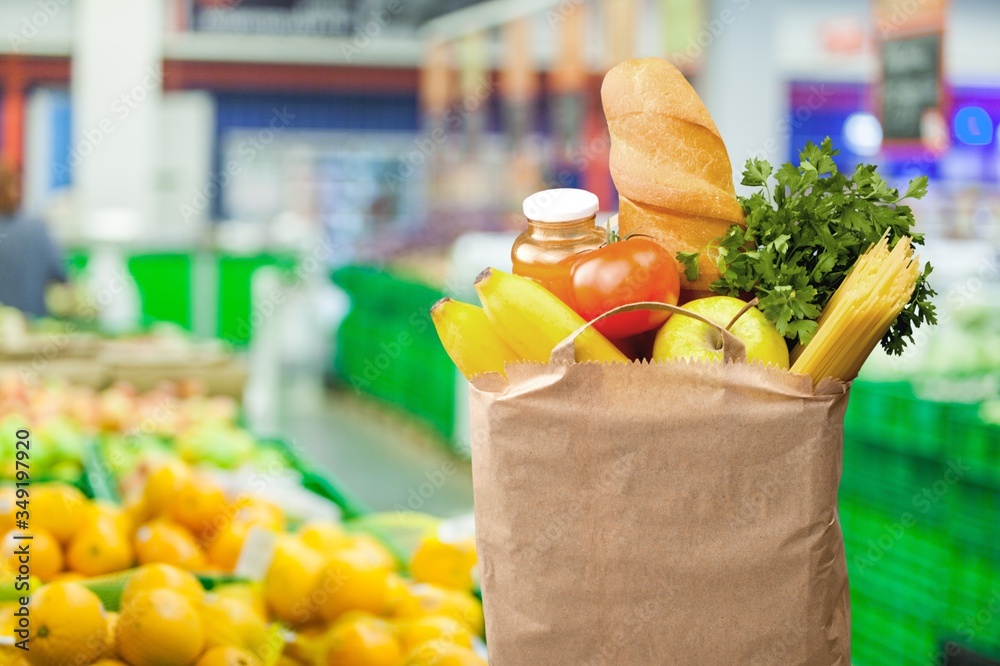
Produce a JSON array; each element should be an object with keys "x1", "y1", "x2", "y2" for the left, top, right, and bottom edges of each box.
[{"x1": 470, "y1": 303, "x2": 851, "y2": 665}]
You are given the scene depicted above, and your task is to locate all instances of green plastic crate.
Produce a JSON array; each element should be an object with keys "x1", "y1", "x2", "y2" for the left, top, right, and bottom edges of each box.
[
  {"x1": 840, "y1": 497, "x2": 950, "y2": 665},
  {"x1": 841, "y1": 437, "x2": 950, "y2": 526},
  {"x1": 128, "y1": 253, "x2": 194, "y2": 331},
  {"x1": 332, "y1": 266, "x2": 456, "y2": 441},
  {"x1": 216, "y1": 253, "x2": 298, "y2": 346}
]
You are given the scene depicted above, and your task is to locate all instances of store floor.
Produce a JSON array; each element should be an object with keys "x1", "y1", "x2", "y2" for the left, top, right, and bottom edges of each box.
[
  {"x1": 242, "y1": 279, "x2": 473, "y2": 518},
  {"x1": 276, "y1": 381, "x2": 474, "y2": 518}
]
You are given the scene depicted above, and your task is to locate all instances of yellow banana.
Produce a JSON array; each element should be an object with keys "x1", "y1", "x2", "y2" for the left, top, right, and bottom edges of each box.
[
  {"x1": 474, "y1": 268, "x2": 628, "y2": 364},
  {"x1": 431, "y1": 297, "x2": 522, "y2": 378}
]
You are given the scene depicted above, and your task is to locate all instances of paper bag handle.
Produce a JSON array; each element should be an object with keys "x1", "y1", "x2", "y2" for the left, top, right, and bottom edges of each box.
[{"x1": 550, "y1": 301, "x2": 748, "y2": 365}]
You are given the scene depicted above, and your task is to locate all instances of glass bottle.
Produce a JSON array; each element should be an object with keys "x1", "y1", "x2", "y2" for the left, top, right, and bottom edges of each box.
[{"x1": 511, "y1": 188, "x2": 605, "y2": 305}]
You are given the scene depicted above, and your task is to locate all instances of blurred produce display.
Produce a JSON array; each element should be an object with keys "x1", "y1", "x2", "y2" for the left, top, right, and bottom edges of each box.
[
  {"x1": 0, "y1": 309, "x2": 247, "y2": 397},
  {"x1": 0, "y1": 502, "x2": 484, "y2": 665},
  {"x1": 0, "y1": 377, "x2": 241, "y2": 484},
  {"x1": 0, "y1": 368, "x2": 485, "y2": 665}
]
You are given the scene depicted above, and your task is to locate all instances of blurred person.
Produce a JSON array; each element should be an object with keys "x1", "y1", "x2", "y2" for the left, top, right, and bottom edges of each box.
[{"x1": 0, "y1": 164, "x2": 67, "y2": 317}]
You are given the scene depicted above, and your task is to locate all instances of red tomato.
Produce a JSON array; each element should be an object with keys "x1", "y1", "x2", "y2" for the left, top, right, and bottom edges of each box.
[{"x1": 568, "y1": 237, "x2": 681, "y2": 339}]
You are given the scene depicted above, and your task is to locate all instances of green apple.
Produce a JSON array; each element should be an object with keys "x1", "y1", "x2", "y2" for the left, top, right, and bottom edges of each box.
[{"x1": 653, "y1": 296, "x2": 790, "y2": 368}]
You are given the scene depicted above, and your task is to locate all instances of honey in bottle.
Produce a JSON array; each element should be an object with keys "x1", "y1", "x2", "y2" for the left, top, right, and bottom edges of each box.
[{"x1": 511, "y1": 188, "x2": 606, "y2": 305}]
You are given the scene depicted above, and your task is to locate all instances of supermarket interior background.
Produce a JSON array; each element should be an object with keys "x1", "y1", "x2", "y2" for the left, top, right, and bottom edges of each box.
[{"x1": 0, "y1": 0, "x2": 998, "y2": 664}]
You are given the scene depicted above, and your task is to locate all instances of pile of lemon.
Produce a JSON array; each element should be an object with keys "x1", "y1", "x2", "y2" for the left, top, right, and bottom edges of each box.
[
  {"x1": 0, "y1": 483, "x2": 131, "y2": 583},
  {"x1": 0, "y1": 470, "x2": 485, "y2": 666},
  {"x1": 1, "y1": 564, "x2": 268, "y2": 666}
]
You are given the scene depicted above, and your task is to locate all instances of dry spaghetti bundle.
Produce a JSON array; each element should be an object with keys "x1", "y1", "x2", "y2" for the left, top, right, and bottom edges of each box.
[{"x1": 791, "y1": 234, "x2": 920, "y2": 386}]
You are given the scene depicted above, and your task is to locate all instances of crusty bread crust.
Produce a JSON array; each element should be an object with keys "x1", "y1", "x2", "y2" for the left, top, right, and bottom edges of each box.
[{"x1": 602, "y1": 58, "x2": 745, "y2": 291}]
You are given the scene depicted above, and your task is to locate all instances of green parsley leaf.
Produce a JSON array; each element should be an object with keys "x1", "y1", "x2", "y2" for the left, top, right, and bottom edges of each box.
[
  {"x1": 903, "y1": 175, "x2": 929, "y2": 200},
  {"x1": 675, "y1": 252, "x2": 701, "y2": 281},
  {"x1": 705, "y1": 138, "x2": 934, "y2": 355},
  {"x1": 741, "y1": 158, "x2": 773, "y2": 187}
]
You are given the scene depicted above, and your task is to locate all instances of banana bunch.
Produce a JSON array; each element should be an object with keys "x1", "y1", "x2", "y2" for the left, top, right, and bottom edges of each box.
[{"x1": 431, "y1": 269, "x2": 628, "y2": 379}]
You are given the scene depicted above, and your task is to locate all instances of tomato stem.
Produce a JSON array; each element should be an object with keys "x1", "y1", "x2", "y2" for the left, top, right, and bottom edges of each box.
[{"x1": 604, "y1": 218, "x2": 619, "y2": 246}]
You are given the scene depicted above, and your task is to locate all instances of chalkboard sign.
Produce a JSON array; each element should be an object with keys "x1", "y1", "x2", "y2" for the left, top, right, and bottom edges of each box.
[{"x1": 880, "y1": 33, "x2": 942, "y2": 140}]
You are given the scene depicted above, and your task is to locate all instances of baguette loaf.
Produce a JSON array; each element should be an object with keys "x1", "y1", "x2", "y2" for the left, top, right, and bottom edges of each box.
[{"x1": 602, "y1": 58, "x2": 744, "y2": 293}]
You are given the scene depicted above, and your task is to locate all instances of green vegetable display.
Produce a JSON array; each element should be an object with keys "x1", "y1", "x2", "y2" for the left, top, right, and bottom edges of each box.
[{"x1": 677, "y1": 138, "x2": 937, "y2": 354}]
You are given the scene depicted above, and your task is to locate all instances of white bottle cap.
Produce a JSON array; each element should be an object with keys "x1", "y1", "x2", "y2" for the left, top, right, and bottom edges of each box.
[{"x1": 522, "y1": 188, "x2": 599, "y2": 223}]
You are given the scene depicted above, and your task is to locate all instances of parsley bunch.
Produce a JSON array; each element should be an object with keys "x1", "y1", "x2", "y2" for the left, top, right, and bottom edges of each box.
[{"x1": 677, "y1": 137, "x2": 936, "y2": 355}]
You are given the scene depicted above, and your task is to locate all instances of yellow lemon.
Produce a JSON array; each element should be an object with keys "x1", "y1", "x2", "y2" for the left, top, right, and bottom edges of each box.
[
  {"x1": 0, "y1": 488, "x2": 17, "y2": 535},
  {"x1": 395, "y1": 615, "x2": 473, "y2": 653},
  {"x1": 1, "y1": 529, "x2": 62, "y2": 582},
  {"x1": 336, "y1": 535, "x2": 396, "y2": 572},
  {"x1": 85, "y1": 501, "x2": 133, "y2": 533},
  {"x1": 101, "y1": 611, "x2": 120, "y2": 658},
  {"x1": 26, "y1": 582, "x2": 108, "y2": 666},
  {"x1": 319, "y1": 550, "x2": 396, "y2": 623},
  {"x1": 211, "y1": 583, "x2": 266, "y2": 621},
  {"x1": 322, "y1": 613, "x2": 401, "y2": 666},
  {"x1": 30, "y1": 484, "x2": 87, "y2": 545},
  {"x1": 142, "y1": 459, "x2": 191, "y2": 519},
  {"x1": 133, "y1": 521, "x2": 207, "y2": 571},
  {"x1": 392, "y1": 584, "x2": 483, "y2": 637},
  {"x1": 265, "y1": 536, "x2": 325, "y2": 625},
  {"x1": 409, "y1": 537, "x2": 477, "y2": 592},
  {"x1": 401, "y1": 644, "x2": 487, "y2": 666},
  {"x1": 117, "y1": 588, "x2": 205, "y2": 666},
  {"x1": 283, "y1": 625, "x2": 324, "y2": 665},
  {"x1": 66, "y1": 518, "x2": 134, "y2": 576},
  {"x1": 196, "y1": 646, "x2": 262, "y2": 666},
  {"x1": 298, "y1": 523, "x2": 352, "y2": 552},
  {"x1": 168, "y1": 475, "x2": 228, "y2": 540},
  {"x1": 199, "y1": 594, "x2": 268, "y2": 655},
  {"x1": 121, "y1": 563, "x2": 205, "y2": 609},
  {"x1": 207, "y1": 520, "x2": 278, "y2": 573}
]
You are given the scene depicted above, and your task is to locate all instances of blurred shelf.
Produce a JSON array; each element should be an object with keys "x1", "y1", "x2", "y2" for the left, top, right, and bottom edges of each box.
[
  {"x1": 163, "y1": 31, "x2": 423, "y2": 67},
  {"x1": 0, "y1": 38, "x2": 71, "y2": 57}
]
